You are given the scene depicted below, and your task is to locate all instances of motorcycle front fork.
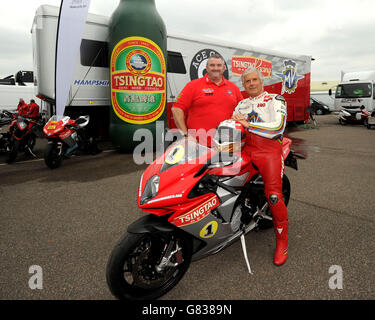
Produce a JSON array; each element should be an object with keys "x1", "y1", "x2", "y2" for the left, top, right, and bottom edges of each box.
[
  {"x1": 51, "y1": 141, "x2": 76, "y2": 157},
  {"x1": 155, "y1": 238, "x2": 183, "y2": 272}
]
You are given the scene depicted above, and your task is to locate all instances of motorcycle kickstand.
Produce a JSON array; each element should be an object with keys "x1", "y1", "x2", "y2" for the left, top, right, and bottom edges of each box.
[
  {"x1": 27, "y1": 146, "x2": 37, "y2": 158},
  {"x1": 240, "y1": 233, "x2": 253, "y2": 275}
]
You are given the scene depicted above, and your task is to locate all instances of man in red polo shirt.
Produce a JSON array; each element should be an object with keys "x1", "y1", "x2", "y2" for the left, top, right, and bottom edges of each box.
[{"x1": 172, "y1": 54, "x2": 243, "y2": 146}]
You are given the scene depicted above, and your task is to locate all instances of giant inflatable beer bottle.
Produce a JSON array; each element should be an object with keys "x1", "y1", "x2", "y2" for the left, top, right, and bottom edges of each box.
[{"x1": 109, "y1": 0, "x2": 167, "y2": 151}]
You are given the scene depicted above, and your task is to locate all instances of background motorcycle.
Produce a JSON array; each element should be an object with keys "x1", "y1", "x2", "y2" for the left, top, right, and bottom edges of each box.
[
  {"x1": 43, "y1": 115, "x2": 100, "y2": 169},
  {"x1": 338, "y1": 109, "x2": 353, "y2": 125},
  {"x1": 6, "y1": 113, "x2": 43, "y2": 163},
  {"x1": 0, "y1": 110, "x2": 16, "y2": 153},
  {"x1": 106, "y1": 135, "x2": 304, "y2": 300},
  {"x1": 365, "y1": 111, "x2": 375, "y2": 129},
  {"x1": 338, "y1": 108, "x2": 365, "y2": 125}
]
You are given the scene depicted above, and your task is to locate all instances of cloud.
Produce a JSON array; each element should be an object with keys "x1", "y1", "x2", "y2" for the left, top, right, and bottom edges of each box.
[
  {"x1": 0, "y1": 28, "x2": 33, "y2": 77},
  {"x1": 167, "y1": 0, "x2": 375, "y2": 81}
]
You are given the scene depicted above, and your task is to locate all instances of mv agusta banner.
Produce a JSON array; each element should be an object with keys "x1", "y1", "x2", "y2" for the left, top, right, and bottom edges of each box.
[{"x1": 55, "y1": 0, "x2": 91, "y2": 117}]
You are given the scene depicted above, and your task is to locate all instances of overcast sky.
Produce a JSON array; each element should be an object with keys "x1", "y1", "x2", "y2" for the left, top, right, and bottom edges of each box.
[{"x1": 1, "y1": 0, "x2": 375, "y2": 81}]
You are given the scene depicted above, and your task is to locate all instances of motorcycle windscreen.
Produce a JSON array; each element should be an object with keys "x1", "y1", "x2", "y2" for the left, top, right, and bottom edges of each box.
[{"x1": 160, "y1": 138, "x2": 211, "y2": 173}]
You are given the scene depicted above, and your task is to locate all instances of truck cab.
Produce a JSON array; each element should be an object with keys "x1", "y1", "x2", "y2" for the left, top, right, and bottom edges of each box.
[
  {"x1": 331, "y1": 71, "x2": 375, "y2": 119},
  {"x1": 0, "y1": 71, "x2": 41, "y2": 111}
]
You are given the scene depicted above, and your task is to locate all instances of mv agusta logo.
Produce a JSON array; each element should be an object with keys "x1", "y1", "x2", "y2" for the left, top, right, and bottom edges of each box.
[
  {"x1": 275, "y1": 60, "x2": 304, "y2": 94},
  {"x1": 173, "y1": 196, "x2": 220, "y2": 227}
]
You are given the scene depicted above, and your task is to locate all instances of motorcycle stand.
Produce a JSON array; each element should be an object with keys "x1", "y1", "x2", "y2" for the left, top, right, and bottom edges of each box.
[
  {"x1": 26, "y1": 146, "x2": 37, "y2": 158},
  {"x1": 240, "y1": 234, "x2": 253, "y2": 275}
]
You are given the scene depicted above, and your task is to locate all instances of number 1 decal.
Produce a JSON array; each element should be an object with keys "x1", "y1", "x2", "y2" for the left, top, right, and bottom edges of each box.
[{"x1": 199, "y1": 221, "x2": 218, "y2": 239}]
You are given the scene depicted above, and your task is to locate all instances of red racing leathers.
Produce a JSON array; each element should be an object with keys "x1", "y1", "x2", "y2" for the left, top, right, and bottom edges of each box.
[
  {"x1": 17, "y1": 99, "x2": 28, "y2": 117},
  {"x1": 26, "y1": 102, "x2": 40, "y2": 119},
  {"x1": 233, "y1": 91, "x2": 289, "y2": 265}
]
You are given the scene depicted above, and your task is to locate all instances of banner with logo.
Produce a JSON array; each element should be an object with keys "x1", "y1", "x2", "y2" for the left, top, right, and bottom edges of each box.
[
  {"x1": 55, "y1": 0, "x2": 91, "y2": 116},
  {"x1": 232, "y1": 55, "x2": 272, "y2": 78},
  {"x1": 110, "y1": 36, "x2": 167, "y2": 124}
]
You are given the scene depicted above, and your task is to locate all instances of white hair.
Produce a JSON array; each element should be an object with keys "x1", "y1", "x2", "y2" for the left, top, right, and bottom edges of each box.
[{"x1": 241, "y1": 66, "x2": 264, "y2": 83}]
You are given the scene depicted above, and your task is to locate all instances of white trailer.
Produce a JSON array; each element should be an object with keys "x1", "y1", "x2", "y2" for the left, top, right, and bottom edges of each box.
[
  {"x1": 331, "y1": 70, "x2": 375, "y2": 115},
  {"x1": 32, "y1": 4, "x2": 311, "y2": 138}
]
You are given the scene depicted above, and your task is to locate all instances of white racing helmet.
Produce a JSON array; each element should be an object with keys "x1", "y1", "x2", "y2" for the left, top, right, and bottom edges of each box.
[{"x1": 213, "y1": 120, "x2": 246, "y2": 153}]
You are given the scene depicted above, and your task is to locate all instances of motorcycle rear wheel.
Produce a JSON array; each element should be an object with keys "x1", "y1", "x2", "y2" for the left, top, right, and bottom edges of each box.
[
  {"x1": 106, "y1": 231, "x2": 192, "y2": 300},
  {"x1": 44, "y1": 144, "x2": 63, "y2": 169}
]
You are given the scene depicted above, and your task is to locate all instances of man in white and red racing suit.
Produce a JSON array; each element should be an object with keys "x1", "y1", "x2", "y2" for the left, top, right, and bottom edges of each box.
[{"x1": 233, "y1": 66, "x2": 288, "y2": 266}]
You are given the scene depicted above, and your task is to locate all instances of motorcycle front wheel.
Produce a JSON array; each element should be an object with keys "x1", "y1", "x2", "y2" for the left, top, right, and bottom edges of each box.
[
  {"x1": 106, "y1": 231, "x2": 192, "y2": 300},
  {"x1": 44, "y1": 143, "x2": 63, "y2": 169},
  {"x1": 339, "y1": 118, "x2": 346, "y2": 125},
  {"x1": 6, "y1": 139, "x2": 20, "y2": 163}
]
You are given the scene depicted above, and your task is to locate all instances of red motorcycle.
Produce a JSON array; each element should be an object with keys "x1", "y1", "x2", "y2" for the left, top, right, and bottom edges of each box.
[
  {"x1": 43, "y1": 115, "x2": 99, "y2": 169},
  {"x1": 106, "y1": 121, "x2": 304, "y2": 300},
  {"x1": 6, "y1": 113, "x2": 43, "y2": 163}
]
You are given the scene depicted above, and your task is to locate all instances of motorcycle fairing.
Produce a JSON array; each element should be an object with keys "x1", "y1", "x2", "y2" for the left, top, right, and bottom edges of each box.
[
  {"x1": 169, "y1": 194, "x2": 220, "y2": 227},
  {"x1": 176, "y1": 202, "x2": 250, "y2": 261},
  {"x1": 58, "y1": 129, "x2": 74, "y2": 140},
  {"x1": 43, "y1": 116, "x2": 75, "y2": 137},
  {"x1": 10, "y1": 118, "x2": 37, "y2": 140}
]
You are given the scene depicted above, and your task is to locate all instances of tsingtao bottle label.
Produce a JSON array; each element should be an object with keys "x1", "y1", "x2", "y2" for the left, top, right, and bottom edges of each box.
[{"x1": 110, "y1": 36, "x2": 166, "y2": 124}]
